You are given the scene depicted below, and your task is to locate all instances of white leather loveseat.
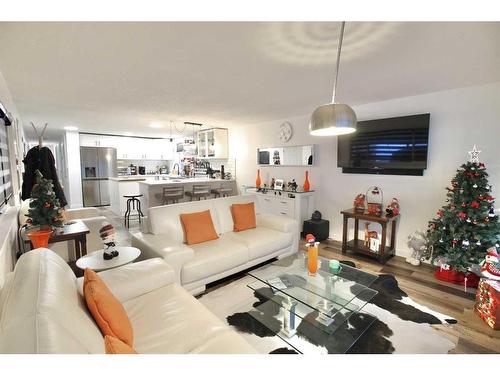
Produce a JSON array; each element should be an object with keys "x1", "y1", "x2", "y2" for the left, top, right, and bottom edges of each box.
[
  {"x1": 132, "y1": 195, "x2": 299, "y2": 295},
  {"x1": 0, "y1": 249, "x2": 256, "y2": 354}
]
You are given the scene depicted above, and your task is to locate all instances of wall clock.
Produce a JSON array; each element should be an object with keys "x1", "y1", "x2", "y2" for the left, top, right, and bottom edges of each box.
[{"x1": 279, "y1": 121, "x2": 293, "y2": 143}]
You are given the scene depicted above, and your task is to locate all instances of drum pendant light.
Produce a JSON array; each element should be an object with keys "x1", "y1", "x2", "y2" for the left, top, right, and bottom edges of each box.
[{"x1": 310, "y1": 22, "x2": 357, "y2": 136}]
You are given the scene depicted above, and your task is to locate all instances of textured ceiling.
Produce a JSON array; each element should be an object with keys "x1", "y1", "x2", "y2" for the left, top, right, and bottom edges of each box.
[{"x1": 0, "y1": 22, "x2": 499, "y2": 139}]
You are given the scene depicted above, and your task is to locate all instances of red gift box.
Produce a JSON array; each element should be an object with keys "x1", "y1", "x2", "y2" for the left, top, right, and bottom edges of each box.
[{"x1": 474, "y1": 278, "x2": 500, "y2": 330}]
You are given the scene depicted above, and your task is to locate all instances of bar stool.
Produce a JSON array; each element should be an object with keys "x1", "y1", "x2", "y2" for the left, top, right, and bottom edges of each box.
[
  {"x1": 185, "y1": 185, "x2": 211, "y2": 201},
  {"x1": 161, "y1": 186, "x2": 184, "y2": 205},
  {"x1": 124, "y1": 194, "x2": 144, "y2": 228},
  {"x1": 211, "y1": 184, "x2": 233, "y2": 198}
]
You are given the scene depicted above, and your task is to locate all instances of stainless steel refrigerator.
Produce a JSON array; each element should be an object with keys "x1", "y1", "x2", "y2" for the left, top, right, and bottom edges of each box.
[{"x1": 80, "y1": 147, "x2": 117, "y2": 207}]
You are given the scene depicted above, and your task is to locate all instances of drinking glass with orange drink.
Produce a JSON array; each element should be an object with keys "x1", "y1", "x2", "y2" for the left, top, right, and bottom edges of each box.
[{"x1": 305, "y1": 234, "x2": 319, "y2": 276}]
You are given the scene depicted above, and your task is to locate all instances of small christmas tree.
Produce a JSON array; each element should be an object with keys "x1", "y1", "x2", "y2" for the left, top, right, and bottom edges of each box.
[
  {"x1": 26, "y1": 170, "x2": 64, "y2": 228},
  {"x1": 424, "y1": 146, "x2": 500, "y2": 273}
]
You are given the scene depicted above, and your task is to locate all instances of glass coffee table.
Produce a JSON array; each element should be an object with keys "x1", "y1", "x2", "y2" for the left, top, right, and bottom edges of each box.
[{"x1": 247, "y1": 253, "x2": 379, "y2": 354}]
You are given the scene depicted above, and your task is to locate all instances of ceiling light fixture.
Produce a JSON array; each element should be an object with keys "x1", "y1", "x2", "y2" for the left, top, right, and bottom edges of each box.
[
  {"x1": 309, "y1": 22, "x2": 357, "y2": 136},
  {"x1": 63, "y1": 126, "x2": 78, "y2": 131}
]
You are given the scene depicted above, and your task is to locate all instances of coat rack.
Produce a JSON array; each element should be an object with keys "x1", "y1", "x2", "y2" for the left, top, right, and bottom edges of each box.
[{"x1": 31, "y1": 122, "x2": 48, "y2": 148}]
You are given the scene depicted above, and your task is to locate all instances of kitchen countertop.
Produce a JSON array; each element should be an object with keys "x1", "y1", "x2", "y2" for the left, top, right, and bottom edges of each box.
[
  {"x1": 110, "y1": 174, "x2": 170, "y2": 182},
  {"x1": 139, "y1": 177, "x2": 234, "y2": 186}
]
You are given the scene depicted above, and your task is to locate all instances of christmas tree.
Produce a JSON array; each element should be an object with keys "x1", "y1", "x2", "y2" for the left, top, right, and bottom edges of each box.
[
  {"x1": 26, "y1": 170, "x2": 64, "y2": 228},
  {"x1": 424, "y1": 146, "x2": 500, "y2": 273}
]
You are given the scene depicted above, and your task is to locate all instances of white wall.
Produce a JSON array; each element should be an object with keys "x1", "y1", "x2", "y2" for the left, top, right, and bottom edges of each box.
[
  {"x1": 230, "y1": 82, "x2": 500, "y2": 258},
  {"x1": 63, "y1": 130, "x2": 83, "y2": 208}
]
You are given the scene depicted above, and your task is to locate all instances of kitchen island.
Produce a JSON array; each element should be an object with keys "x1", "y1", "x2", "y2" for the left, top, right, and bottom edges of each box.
[
  {"x1": 139, "y1": 177, "x2": 237, "y2": 214},
  {"x1": 109, "y1": 175, "x2": 166, "y2": 216}
]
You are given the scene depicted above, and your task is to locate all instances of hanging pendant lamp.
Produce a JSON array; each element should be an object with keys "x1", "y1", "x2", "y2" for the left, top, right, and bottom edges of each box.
[{"x1": 310, "y1": 22, "x2": 357, "y2": 136}]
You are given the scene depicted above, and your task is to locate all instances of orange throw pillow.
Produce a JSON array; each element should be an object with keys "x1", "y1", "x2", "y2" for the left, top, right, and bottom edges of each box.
[
  {"x1": 83, "y1": 268, "x2": 134, "y2": 347},
  {"x1": 180, "y1": 210, "x2": 219, "y2": 245},
  {"x1": 231, "y1": 202, "x2": 257, "y2": 232},
  {"x1": 104, "y1": 335, "x2": 137, "y2": 354}
]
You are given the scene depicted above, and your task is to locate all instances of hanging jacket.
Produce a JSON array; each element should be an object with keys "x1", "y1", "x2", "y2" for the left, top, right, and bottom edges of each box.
[{"x1": 21, "y1": 146, "x2": 68, "y2": 207}]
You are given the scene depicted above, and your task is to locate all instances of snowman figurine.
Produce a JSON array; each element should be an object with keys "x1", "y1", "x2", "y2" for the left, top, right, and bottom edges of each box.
[{"x1": 99, "y1": 221, "x2": 119, "y2": 260}]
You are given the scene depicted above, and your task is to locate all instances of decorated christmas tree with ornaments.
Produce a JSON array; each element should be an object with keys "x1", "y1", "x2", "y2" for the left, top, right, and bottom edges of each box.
[
  {"x1": 425, "y1": 146, "x2": 500, "y2": 275},
  {"x1": 26, "y1": 170, "x2": 64, "y2": 228}
]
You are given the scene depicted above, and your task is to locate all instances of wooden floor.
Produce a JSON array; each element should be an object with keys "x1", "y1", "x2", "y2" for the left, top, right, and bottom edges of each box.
[{"x1": 315, "y1": 239, "x2": 500, "y2": 354}]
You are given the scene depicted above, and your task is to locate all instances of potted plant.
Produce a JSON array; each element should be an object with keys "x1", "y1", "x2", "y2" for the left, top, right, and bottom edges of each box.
[{"x1": 25, "y1": 170, "x2": 64, "y2": 249}]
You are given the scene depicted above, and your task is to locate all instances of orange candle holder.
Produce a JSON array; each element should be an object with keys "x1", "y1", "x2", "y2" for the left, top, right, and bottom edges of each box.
[{"x1": 307, "y1": 244, "x2": 319, "y2": 275}]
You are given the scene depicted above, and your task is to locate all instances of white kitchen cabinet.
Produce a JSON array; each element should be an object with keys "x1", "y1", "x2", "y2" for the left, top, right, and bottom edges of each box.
[
  {"x1": 79, "y1": 134, "x2": 101, "y2": 147},
  {"x1": 97, "y1": 136, "x2": 120, "y2": 148},
  {"x1": 117, "y1": 137, "x2": 143, "y2": 159},
  {"x1": 150, "y1": 139, "x2": 174, "y2": 160},
  {"x1": 80, "y1": 134, "x2": 118, "y2": 147},
  {"x1": 81, "y1": 134, "x2": 174, "y2": 160},
  {"x1": 120, "y1": 138, "x2": 174, "y2": 160},
  {"x1": 197, "y1": 128, "x2": 228, "y2": 159}
]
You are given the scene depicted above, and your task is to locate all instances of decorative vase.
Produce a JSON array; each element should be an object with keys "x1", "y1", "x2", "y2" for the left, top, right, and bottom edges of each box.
[
  {"x1": 303, "y1": 171, "x2": 310, "y2": 192},
  {"x1": 307, "y1": 245, "x2": 318, "y2": 275},
  {"x1": 434, "y1": 266, "x2": 480, "y2": 288},
  {"x1": 256, "y1": 169, "x2": 262, "y2": 188},
  {"x1": 27, "y1": 227, "x2": 53, "y2": 249}
]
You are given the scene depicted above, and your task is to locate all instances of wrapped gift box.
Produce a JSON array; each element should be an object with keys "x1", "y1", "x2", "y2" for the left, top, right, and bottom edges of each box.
[{"x1": 474, "y1": 278, "x2": 500, "y2": 330}]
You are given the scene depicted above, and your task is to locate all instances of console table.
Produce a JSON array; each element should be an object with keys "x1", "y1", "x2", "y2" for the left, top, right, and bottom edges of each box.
[
  {"x1": 340, "y1": 208, "x2": 398, "y2": 263},
  {"x1": 242, "y1": 186, "x2": 315, "y2": 225}
]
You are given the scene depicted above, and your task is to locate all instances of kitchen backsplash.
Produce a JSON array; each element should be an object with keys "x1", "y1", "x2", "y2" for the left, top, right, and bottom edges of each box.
[
  {"x1": 117, "y1": 158, "x2": 236, "y2": 178},
  {"x1": 208, "y1": 158, "x2": 236, "y2": 179},
  {"x1": 117, "y1": 159, "x2": 173, "y2": 174}
]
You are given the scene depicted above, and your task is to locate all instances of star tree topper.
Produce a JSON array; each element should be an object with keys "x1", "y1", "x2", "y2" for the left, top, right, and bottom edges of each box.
[{"x1": 468, "y1": 144, "x2": 481, "y2": 163}]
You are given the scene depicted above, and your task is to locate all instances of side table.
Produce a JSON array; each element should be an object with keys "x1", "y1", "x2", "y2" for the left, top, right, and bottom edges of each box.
[
  {"x1": 22, "y1": 220, "x2": 90, "y2": 259},
  {"x1": 76, "y1": 246, "x2": 141, "y2": 271},
  {"x1": 340, "y1": 208, "x2": 398, "y2": 263}
]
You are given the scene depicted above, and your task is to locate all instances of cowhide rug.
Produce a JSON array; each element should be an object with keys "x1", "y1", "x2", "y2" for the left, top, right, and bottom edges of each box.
[{"x1": 198, "y1": 261, "x2": 457, "y2": 354}]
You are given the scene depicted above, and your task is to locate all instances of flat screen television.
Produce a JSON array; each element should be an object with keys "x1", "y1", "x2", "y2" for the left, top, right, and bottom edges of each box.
[{"x1": 337, "y1": 113, "x2": 430, "y2": 176}]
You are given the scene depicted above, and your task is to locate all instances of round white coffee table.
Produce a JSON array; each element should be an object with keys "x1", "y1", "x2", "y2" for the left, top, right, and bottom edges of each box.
[{"x1": 76, "y1": 247, "x2": 141, "y2": 271}]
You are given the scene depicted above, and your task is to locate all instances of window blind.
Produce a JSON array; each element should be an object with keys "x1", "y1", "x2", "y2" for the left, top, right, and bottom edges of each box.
[{"x1": 0, "y1": 124, "x2": 12, "y2": 209}]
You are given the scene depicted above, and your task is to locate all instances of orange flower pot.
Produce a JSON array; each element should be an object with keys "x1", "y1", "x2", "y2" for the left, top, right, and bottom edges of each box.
[{"x1": 27, "y1": 228, "x2": 53, "y2": 249}]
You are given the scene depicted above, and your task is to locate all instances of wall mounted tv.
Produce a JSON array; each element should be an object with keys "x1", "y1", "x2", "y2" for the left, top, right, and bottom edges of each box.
[{"x1": 337, "y1": 113, "x2": 430, "y2": 176}]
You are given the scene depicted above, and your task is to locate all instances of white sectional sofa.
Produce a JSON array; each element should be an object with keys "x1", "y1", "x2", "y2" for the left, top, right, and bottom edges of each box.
[
  {"x1": 132, "y1": 194, "x2": 299, "y2": 294},
  {"x1": 0, "y1": 249, "x2": 256, "y2": 354}
]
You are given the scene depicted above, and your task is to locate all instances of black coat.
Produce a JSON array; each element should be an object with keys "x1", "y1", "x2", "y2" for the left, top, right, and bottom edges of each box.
[{"x1": 21, "y1": 146, "x2": 68, "y2": 207}]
